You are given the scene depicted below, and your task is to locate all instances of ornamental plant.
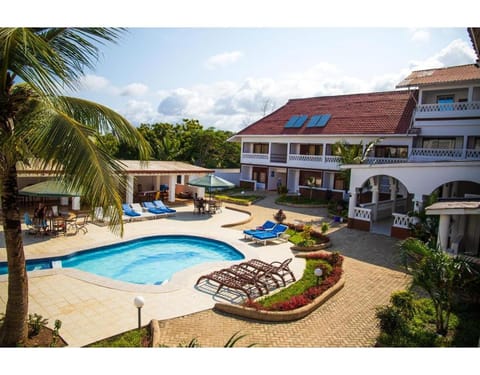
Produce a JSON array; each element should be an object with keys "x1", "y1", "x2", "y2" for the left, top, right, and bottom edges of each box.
[{"x1": 243, "y1": 252, "x2": 344, "y2": 311}]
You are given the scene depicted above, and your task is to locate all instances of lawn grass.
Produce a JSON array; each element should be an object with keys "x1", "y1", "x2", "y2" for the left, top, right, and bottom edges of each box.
[{"x1": 85, "y1": 327, "x2": 149, "y2": 347}]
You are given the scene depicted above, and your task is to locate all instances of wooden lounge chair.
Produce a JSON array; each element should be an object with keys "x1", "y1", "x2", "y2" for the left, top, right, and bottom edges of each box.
[
  {"x1": 195, "y1": 269, "x2": 258, "y2": 300},
  {"x1": 227, "y1": 263, "x2": 279, "y2": 293},
  {"x1": 242, "y1": 258, "x2": 296, "y2": 287}
]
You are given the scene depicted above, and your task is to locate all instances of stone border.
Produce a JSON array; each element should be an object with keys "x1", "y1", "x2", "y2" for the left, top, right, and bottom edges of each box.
[
  {"x1": 221, "y1": 206, "x2": 253, "y2": 228},
  {"x1": 213, "y1": 274, "x2": 345, "y2": 322},
  {"x1": 290, "y1": 240, "x2": 331, "y2": 252}
]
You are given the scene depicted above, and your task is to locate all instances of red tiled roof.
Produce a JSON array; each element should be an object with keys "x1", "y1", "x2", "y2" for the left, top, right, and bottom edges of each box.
[
  {"x1": 396, "y1": 64, "x2": 480, "y2": 88},
  {"x1": 236, "y1": 90, "x2": 418, "y2": 136}
]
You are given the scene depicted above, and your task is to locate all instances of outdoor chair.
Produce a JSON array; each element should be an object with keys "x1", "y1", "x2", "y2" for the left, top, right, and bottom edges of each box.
[
  {"x1": 242, "y1": 258, "x2": 296, "y2": 287},
  {"x1": 122, "y1": 203, "x2": 141, "y2": 217},
  {"x1": 243, "y1": 220, "x2": 276, "y2": 239},
  {"x1": 251, "y1": 223, "x2": 289, "y2": 245},
  {"x1": 195, "y1": 269, "x2": 258, "y2": 300},
  {"x1": 142, "y1": 201, "x2": 168, "y2": 215},
  {"x1": 24, "y1": 212, "x2": 43, "y2": 235},
  {"x1": 153, "y1": 200, "x2": 176, "y2": 213},
  {"x1": 73, "y1": 214, "x2": 89, "y2": 234}
]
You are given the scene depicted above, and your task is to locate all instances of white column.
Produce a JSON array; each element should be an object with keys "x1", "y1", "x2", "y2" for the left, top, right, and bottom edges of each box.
[
  {"x1": 72, "y1": 197, "x2": 80, "y2": 211},
  {"x1": 467, "y1": 86, "x2": 473, "y2": 102},
  {"x1": 60, "y1": 197, "x2": 69, "y2": 206},
  {"x1": 413, "y1": 193, "x2": 423, "y2": 213},
  {"x1": 126, "y1": 175, "x2": 134, "y2": 204},
  {"x1": 155, "y1": 176, "x2": 161, "y2": 191},
  {"x1": 348, "y1": 190, "x2": 358, "y2": 219},
  {"x1": 389, "y1": 178, "x2": 397, "y2": 214},
  {"x1": 438, "y1": 214, "x2": 451, "y2": 251},
  {"x1": 442, "y1": 183, "x2": 450, "y2": 199},
  {"x1": 168, "y1": 175, "x2": 176, "y2": 202}
]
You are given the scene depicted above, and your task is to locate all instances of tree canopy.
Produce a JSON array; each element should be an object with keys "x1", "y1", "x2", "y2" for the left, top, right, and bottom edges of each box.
[{"x1": 98, "y1": 119, "x2": 241, "y2": 168}]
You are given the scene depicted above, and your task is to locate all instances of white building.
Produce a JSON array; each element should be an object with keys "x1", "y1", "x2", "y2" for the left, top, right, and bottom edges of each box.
[{"x1": 230, "y1": 63, "x2": 480, "y2": 258}]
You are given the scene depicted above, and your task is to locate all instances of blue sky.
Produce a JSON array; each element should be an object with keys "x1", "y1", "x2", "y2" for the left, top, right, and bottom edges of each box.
[
  {"x1": 72, "y1": 27, "x2": 476, "y2": 132},
  {"x1": 5, "y1": 2, "x2": 480, "y2": 133}
]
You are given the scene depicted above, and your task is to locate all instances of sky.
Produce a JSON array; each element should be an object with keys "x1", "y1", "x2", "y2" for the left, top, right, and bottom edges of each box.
[
  {"x1": 70, "y1": 27, "x2": 476, "y2": 132},
  {"x1": 4, "y1": 1, "x2": 479, "y2": 135}
]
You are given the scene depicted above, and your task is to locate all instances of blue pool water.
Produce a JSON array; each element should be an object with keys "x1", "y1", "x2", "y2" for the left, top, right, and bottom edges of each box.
[{"x1": 0, "y1": 235, "x2": 244, "y2": 285}]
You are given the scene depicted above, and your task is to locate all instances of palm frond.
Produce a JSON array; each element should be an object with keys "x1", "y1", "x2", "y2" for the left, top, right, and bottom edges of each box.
[{"x1": 1, "y1": 28, "x2": 125, "y2": 96}]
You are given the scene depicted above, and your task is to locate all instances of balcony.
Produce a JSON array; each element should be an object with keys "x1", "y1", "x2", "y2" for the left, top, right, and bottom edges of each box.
[
  {"x1": 241, "y1": 152, "x2": 269, "y2": 164},
  {"x1": 415, "y1": 101, "x2": 480, "y2": 119},
  {"x1": 410, "y1": 148, "x2": 480, "y2": 161}
]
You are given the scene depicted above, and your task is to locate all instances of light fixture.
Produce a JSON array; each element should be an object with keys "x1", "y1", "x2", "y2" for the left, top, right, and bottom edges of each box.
[
  {"x1": 314, "y1": 267, "x2": 323, "y2": 286},
  {"x1": 133, "y1": 296, "x2": 145, "y2": 329}
]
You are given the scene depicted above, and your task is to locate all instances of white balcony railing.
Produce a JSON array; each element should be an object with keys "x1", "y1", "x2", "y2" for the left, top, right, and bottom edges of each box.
[
  {"x1": 365, "y1": 157, "x2": 408, "y2": 164},
  {"x1": 410, "y1": 148, "x2": 463, "y2": 160},
  {"x1": 416, "y1": 101, "x2": 480, "y2": 113},
  {"x1": 241, "y1": 153, "x2": 269, "y2": 162},
  {"x1": 289, "y1": 154, "x2": 324, "y2": 162}
]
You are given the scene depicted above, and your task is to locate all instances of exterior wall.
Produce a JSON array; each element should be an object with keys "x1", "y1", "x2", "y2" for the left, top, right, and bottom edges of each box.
[
  {"x1": 347, "y1": 218, "x2": 371, "y2": 232},
  {"x1": 391, "y1": 226, "x2": 411, "y2": 240}
]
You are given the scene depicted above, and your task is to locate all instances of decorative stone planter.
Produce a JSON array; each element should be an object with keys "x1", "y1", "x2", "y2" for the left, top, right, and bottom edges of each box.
[
  {"x1": 290, "y1": 239, "x2": 331, "y2": 252},
  {"x1": 213, "y1": 274, "x2": 345, "y2": 322}
]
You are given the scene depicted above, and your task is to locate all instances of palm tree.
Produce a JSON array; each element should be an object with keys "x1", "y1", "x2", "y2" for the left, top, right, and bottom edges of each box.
[
  {"x1": 0, "y1": 28, "x2": 151, "y2": 346},
  {"x1": 400, "y1": 238, "x2": 472, "y2": 336},
  {"x1": 333, "y1": 139, "x2": 380, "y2": 190}
]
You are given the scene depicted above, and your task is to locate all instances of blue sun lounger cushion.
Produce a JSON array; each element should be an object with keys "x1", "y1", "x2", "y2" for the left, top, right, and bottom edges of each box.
[
  {"x1": 122, "y1": 203, "x2": 141, "y2": 217},
  {"x1": 251, "y1": 224, "x2": 289, "y2": 245},
  {"x1": 142, "y1": 201, "x2": 168, "y2": 214},
  {"x1": 153, "y1": 200, "x2": 176, "y2": 213},
  {"x1": 243, "y1": 220, "x2": 277, "y2": 239}
]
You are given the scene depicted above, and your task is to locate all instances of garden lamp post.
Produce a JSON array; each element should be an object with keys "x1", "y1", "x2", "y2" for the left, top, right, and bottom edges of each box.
[
  {"x1": 133, "y1": 296, "x2": 145, "y2": 329},
  {"x1": 314, "y1": 267, "x2": 323, "y2": 286}
]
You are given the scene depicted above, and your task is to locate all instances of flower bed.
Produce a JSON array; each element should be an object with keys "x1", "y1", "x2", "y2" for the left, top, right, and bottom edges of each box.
[{"x1": 214, "y1": 252, "x2": 345, "y2": 322}]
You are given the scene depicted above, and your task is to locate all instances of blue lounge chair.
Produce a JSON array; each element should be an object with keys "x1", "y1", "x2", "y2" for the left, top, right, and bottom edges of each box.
[
  {"x1": 251, "y1": 224, "x2": 289, "y2": 246},
  {"x1": 243, "y1": 220, "x2": 276, "y2": 239},
  {"x1": 122, "y1": 203, "x2": 141, "y2": 217},
  {"x1": 153, "y1": 200, "x2": 176, "y2": 213},
  {"x1": 142, "y1": 201, "x2": 168, "y2": 215}
]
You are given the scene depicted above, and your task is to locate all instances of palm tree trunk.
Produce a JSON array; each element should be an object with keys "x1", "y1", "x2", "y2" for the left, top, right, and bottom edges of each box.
[{"x1": 0, "y1": 164, "x2": 29, "y2": 346}]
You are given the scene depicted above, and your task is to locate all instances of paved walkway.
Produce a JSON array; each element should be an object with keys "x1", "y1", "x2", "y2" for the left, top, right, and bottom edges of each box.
[{"x1": 0, "y1": 192, "x2": 410, "y2": 347}]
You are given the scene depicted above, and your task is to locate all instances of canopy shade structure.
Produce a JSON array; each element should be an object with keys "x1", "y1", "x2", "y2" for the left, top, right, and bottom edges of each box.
[
  {"x1": 19, "y1": 180, "x2": 82, "y2": 197},
  {"x1": 187, "y1": 174, "x2": 235, "y2": 199}
]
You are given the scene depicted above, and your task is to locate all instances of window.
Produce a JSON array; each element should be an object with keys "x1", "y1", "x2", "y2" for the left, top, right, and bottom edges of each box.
[
  {"x1": 422, "y1": 138, "x2": 456, "y2": 149},
  {"x1": 334, "y1": 174, "x2": 345, "y2": 191},
  {"x1": 437, "y1": 95, "x2": 454, "y2": 111},
  {"x1": 300, "y1": 171, "x2": 322, "y2": 187},
  {"x1": 299, "y1": 144, "x2": 323, "y2": 155},
  {"x1": 176, "y1": 175, "x2": 182, "y2": 184},
  {"x1": 285, "y1": 115, "x2": 308, "y2": 128},
  {"x1": 253, "y1": 143, "x2": 269, "y2": 154},
  {"x1": 374, "y1": 146, "x2": 408, "y2": 158},
  {"x1": 306, "y1": 114, "x2": 331, "y2": 128}
]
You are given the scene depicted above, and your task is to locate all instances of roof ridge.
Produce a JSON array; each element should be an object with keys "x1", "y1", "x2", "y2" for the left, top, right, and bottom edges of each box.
[
  {"x1": 408, "y1": 63, "x2": 477, "y2": 73},
  {"x1": 287, "y1": 89, "x2": 411, "y2": 102}
]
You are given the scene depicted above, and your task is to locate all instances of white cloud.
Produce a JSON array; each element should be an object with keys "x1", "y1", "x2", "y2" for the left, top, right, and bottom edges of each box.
[
  {"x1": 118, "y1": 39, "x2": 477, "y2": 133},
  {"x1": 204, "y1": 51, "x2": 243, "y2": 69},
  {"x1": 79, "y1": 74, "x2": 110, "y2": 91},
  {"x1": 120, "y1": 100, "x2": 159, "y2": 125},
  {"x1": 120, "y1": 83, "x2": 149, "y2": 96},
  {"x1": 410, "y1": 28, "x2": 431, "y2": 43},
  {"x1": 408, "y1": 39, "x2": 476, "y2": 70}
]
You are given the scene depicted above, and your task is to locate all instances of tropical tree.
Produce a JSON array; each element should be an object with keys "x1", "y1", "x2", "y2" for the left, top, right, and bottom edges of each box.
[
  {"x1": 0, "y1": 28, "x2": 151, "y2": 346},
  {"x1": 400, "y1": 238, "x2": 472, "y2": 336},
  {"x1": 333, "y1": 139, "x2": 380, "y2": 190}
]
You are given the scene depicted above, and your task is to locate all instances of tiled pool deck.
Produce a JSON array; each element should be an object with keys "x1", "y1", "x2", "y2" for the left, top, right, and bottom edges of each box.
[{"x1": 0, "y1": 193, "x2": 411, "y2": 347}]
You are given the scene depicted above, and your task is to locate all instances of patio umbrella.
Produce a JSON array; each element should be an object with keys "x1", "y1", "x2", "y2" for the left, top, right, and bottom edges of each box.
[
  {"x1": 19, "y1": 180, "x2": 82, "y2": 197},
  {"x1": 187, "y1": 174, "x2": 234, "y2": 200}
]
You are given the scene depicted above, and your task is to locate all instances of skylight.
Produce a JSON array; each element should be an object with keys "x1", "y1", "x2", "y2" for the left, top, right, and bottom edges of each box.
[
  {"x1": 306, "y1": 114, "x2": 331, "y2": 128},
  {"x1": 284, "y1": 115, "x2": 308, "y2": 128}
]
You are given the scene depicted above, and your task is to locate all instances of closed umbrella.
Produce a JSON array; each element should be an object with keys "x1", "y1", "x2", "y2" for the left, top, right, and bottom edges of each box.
[{"x1": 187, "y1": 174, "x2": 234, "y2": 200}]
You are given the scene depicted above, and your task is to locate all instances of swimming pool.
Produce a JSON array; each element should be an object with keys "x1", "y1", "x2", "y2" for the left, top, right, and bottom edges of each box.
[{"x1": 0, "y1": 235, "x2": 244, "y2": 285}]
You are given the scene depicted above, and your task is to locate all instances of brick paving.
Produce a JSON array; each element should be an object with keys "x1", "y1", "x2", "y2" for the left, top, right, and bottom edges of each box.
[{"x1": 155, "y1": 193, "x2": 411, "y2": 347}]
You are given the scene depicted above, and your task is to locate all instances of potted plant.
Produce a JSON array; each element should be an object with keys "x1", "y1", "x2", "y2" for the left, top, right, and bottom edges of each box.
[{"x1": 274, "y1": 209, "x2": 286, "y2": 223}]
